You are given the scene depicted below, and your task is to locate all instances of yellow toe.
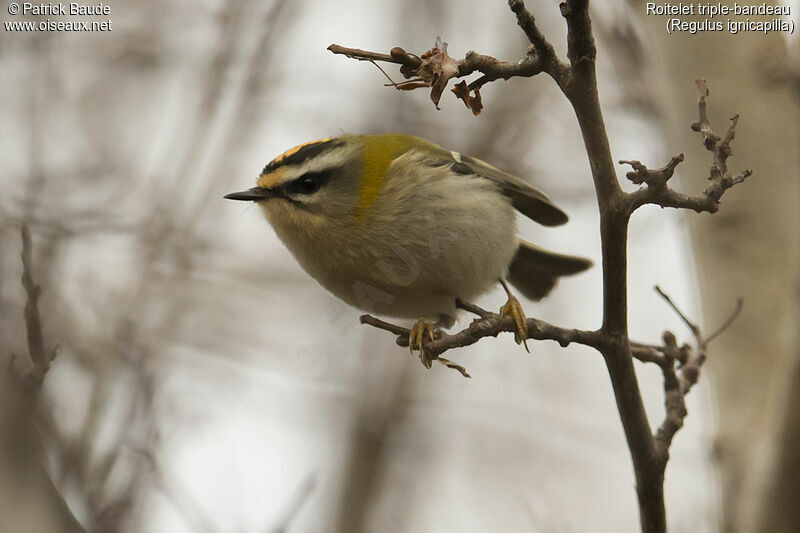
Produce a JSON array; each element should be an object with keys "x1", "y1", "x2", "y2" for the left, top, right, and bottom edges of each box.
[
  {"x1": 409, "y1": 318, "x2": 435, "y2": 368},
  {"x1": 500, "y1": 294, "x2": 530, "y2": 353}
]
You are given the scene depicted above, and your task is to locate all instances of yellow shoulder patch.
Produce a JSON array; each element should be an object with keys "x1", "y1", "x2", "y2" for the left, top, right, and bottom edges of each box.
[{"x1": 359, "y1": 135, "x2": 421, "y2": 217}]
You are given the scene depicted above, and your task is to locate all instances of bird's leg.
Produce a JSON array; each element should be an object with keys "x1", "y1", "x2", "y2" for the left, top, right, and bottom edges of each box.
[
  {"x1": 498, "y1": 279, "x2": 530, "y2": 353},
  {"x1": 408, "y1": 318, "x2": 436, "y2": 368}
]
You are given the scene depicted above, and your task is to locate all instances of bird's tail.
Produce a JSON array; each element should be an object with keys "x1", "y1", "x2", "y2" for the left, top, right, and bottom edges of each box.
[{"x1": 506, "y1": 240, "x2": 592, "y2": 301}]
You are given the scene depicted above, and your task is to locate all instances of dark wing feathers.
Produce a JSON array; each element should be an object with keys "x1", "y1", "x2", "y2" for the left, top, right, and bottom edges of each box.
[{"x1": 452, "y1": 154, "x2": 569, "y2": 227}]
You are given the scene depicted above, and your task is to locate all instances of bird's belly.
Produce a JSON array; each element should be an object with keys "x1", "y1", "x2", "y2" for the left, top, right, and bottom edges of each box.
[
  {"x1": 309, "y1": 239, "x2": 515, "y2": 319},
  {"x1": 302, "y1": 210, "x2": 515, "y2": 319}
]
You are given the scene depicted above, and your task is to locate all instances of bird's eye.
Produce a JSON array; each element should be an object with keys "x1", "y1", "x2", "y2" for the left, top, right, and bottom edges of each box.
[
  {"x1": 291, "y1": 173, "x2": 325, "y2": 195},
  {"x1": 300, "y1": 176, "x2": 320, "y2": 193}
]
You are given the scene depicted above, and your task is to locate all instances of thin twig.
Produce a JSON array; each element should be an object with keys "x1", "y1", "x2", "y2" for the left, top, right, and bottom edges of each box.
[
  {"x1": 625, "y1": 82, "x2": 750, "y2": 214},
  {"x1": 650, "y1": 289, "x2": 742, "y2": 461},
  {"x1": 620, "y1": 154, "x2": 684, "y2": 188},
  {"x1": 326, "y1": 44, "x2": 410, "y2": 66},
  {"x1": 369, "y1": 60, "x2": 399, "y2": 86},
  {"x1": 706, "y1": 298, "x2": 744, "y2": 344},
  {"x1": 654, "y1": 285, "x2": 699, "y2": 337},
  {"x1": 630, "y1": 342, "x2": 668, "y2": 366},
  {"x1": 455, "y1": 298, "x2": 493, "y2": 319},
  {"x1": 359, "y1": 314, "x2": 409, "y2": 336}
]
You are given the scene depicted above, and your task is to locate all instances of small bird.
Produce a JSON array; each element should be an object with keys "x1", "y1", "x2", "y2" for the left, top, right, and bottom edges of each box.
[{"x1": 225, "y1": 134, "x2": 590, "y2": 368}]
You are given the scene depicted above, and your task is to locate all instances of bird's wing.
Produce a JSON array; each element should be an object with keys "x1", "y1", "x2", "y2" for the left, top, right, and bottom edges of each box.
[{"x1": 443, "y1": 152, "x2": 569, "y2": 227}]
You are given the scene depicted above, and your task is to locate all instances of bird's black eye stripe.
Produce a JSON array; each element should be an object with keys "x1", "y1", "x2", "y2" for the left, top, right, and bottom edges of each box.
[{"x1": 286, "y1": 171, "x2": 330, "y2": 195}]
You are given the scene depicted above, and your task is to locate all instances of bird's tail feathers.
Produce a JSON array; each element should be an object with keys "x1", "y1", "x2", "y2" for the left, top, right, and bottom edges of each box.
[{"x1": 506, "y1": 240, "x2": 592, "y2": 301}]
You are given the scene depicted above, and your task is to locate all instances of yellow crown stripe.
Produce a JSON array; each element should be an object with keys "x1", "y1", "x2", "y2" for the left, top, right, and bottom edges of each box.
[
  {"x1": 257, "y1": 168, "x2": 286, "y2": 189},
  {"x1": 273, "y1": 138, "x2": 332, "y2": 165},
  {"x1": 256, "y1": 138, "x2": 334, "y2": 189}
]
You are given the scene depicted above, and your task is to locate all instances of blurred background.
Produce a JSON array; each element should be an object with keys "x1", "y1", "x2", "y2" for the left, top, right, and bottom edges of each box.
[{"x1": 1, "y1": 0, "x2": 797, "y2": 531}]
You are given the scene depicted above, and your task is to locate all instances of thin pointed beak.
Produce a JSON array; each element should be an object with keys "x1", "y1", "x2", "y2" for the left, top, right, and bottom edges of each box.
[{"x1": 224, "y1": 187, "x2": 272, "y2": 201}]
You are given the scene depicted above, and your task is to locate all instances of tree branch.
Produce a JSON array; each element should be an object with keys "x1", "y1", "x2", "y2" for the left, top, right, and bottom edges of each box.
[
  {"x1": 327, "y1": 44, "x2": 421, "y2": 72},
  {"x1": 624, "y1": 80, "x2": 751, "y2": 214},
  {"x1": 5, "y1": 226, "x2": 84, "y2": 532},
  {"x1": 361, "y1": 307, "x2": 604, "y2": 378},
  {"x1": 12, "y1": 225, "x2": 58, "y2": 390},
  {"x1": 328, "y1": 1, "x2": 570, "y2": 114},
  {"x1": 560, "y1": 0, "x2": 595, "y2": 74},
  {"x1": 329, "y1": 3, "x2": 750, "y2": 532},
  {"x1": 507, "y1": 0, "x2": 567, "y2": 81},
  {"x1": 651, "y1": 288, "x2": 743, "y2": 461}
]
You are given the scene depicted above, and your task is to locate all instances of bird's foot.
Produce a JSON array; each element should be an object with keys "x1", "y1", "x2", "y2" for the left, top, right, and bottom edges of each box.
[
  {"x1": 408, "y1": 318, "x2": 436, "y2": 368},
  {"x1": 408, "y1": 318, "x2": 471, "y2": 377},
  {"x1": 499, "y1": 280, "x2": 530, "y2": 353}
]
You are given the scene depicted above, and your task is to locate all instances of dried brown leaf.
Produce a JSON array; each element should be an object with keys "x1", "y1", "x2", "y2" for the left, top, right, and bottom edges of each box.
[
  {"x1": 417, "y1": 36, "x2": 459, "y2": 109},
  {"x1": 438, "y1": 357, "x2": 471, "y2": 378},
  {"x1": 452, "y1": 81, "x2": 483, "y2": 115}
]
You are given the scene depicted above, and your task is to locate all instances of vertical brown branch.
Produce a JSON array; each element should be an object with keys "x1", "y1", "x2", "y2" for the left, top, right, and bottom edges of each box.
[
  {"x1": 558, "y1": 1, "x2": 664, "y2": 530},
  {"x1": 18, "y1": 225, "x2": 56, "y2": 389}
]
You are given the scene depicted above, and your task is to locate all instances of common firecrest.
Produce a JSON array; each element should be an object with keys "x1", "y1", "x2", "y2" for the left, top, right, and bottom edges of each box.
[{"x1": 225, "y1": 134, "x2": 591, "y2": 368}]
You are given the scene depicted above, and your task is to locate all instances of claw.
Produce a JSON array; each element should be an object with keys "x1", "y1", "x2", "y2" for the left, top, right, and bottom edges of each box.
[
  {"x1": 499, "y1": 281, "x2": 530, "y2": 353},
  {"x1": 409, "y1": 318, "x2": 435, "y2": 368}
]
